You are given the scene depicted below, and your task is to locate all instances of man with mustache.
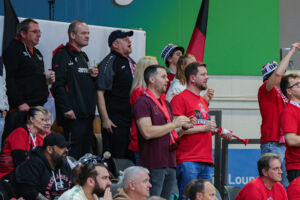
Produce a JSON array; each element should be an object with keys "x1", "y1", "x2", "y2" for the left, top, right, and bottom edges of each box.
[
  {"x1": 15, "y1": 133, "x2": 73, "y2": 200},
  {"x1": 59, "y1": 160, "x2": 112, "y2": 200}
]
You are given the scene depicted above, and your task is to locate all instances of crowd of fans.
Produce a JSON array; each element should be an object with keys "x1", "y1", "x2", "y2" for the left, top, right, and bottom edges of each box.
[{"x1": 1, "y1": 17, "x2": 300, "y2": 200}]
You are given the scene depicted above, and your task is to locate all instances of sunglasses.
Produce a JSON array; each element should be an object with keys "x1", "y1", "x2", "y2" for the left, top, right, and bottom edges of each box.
[{"x1": 82, "y1": 157, "x2": 108, "y2": 167}]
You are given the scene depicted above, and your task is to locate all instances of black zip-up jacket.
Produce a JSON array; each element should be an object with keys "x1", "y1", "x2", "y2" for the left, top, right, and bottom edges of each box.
[
  {"x1": 15, "y1": 146, "x2": 73, "y2": 200},
  {"x1": 51, "y1": 43, "x2": 96, "y2": 124},
  {"x1": 2, "y1": 39, "x2": 49, "y2": 109}
]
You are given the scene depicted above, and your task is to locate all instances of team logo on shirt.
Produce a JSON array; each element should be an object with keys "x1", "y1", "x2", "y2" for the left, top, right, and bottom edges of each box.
[
  {"x1": 36, "y1": 54, "x2": 43, "y2": 61},
  {"x1": 68, "y1": 60, "x2": 74, "y2": 66},
  {"x1": 267, "y1": 197, "x2": 273, "y2": 200},
  {"x1": 121, "y1": 65, "x2": 126, "y2": 69},
  {"x1": 78, "y1": 68, "x2": 89, "y2": 73},
  {"x1": 194, "y1": 103, "x2": 210, "y2": 124},
  {"x1": 23, "y1": 51, "x2": 31, "y2": 57}
]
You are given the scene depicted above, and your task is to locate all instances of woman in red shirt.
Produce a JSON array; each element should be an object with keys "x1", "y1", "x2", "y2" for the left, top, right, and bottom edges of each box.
[
  {"x1": 128, "y1": 56, "x2": 158, "y2": 165},
  {"x1": 0, "y1": 106, "x2": 47, "y2": 178}
]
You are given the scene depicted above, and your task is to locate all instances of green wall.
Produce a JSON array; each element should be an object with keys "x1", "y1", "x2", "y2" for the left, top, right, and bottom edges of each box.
[
  {"x1": 4, "y1": 0, "x2": 279, "y2": 75},
  {"x1": 141, "y1": 0, "x2": 279, "y2": 75}
]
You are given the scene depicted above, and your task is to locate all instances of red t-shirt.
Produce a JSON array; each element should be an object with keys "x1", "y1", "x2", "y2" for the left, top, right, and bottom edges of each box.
[
  {"x1": 0, "y1": 127, "x2": 44, "y2": 178},
  {"x1": 166, "y1": 72, "x2": 175, "y2": 92},
  {"x1": 128, "y1": 87, "x2": 145, "y2": 152},
  {"x1": 258, "y1": 81, "x2": 286, "y2": 144},
  {"x1": 235, "y1": 177, "x2": 287, "y2": 200},
  {"x1": 287, "y1": 176, "x2": 300, "y2": 200},
  {"x1": 280, "y1": 102, "x2": 300, "y2": 170},
  {"x1": 171, "y1": 89, "x2": 213, "y2": 165}
]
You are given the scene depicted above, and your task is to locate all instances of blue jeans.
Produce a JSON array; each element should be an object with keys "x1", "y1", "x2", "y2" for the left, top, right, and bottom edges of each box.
[
  {"x1": 177, "y1": 161, "x2": 214, "y2": 200},
  {"x1": 150, "y1": 168, "x2": 176, "y2": 200},
  {"x1": 134, "y1": 152, "x2": 140, "y2": 166},
  {"x1": 261, "y1": 142, "x2": 289, "y2": 188},
  {"x1": 0, "y1": 116, "x2": 4, "y2": 150}
]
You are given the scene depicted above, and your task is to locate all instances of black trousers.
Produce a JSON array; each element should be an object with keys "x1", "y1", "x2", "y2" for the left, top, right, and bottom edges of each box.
[
  {"x1": 62, "y1": 117, "x2": 94, "y2": 160},
  {"x1": 102, "y1": 126, "x2": 134, "y2": 161}
]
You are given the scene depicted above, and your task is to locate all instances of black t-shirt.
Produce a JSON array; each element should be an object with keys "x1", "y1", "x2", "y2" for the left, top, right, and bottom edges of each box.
[{"x1": 96, "y1": 50, "x2": 135, "y2": 127}]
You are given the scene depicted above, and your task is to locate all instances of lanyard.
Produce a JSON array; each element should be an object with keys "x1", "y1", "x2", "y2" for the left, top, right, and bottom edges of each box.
[
  {"x1": 145, "y1": 89, "x2": 178, "y2": 144},
  {"x1": 127, "y1": 57, "x2": 135, "y2": 78},
  {"x1": 27, "y1": 126, "x2": 36, "y2": 148},
  {"x1": 274, "y1": 86, "x2": 289, "y2": 104}
]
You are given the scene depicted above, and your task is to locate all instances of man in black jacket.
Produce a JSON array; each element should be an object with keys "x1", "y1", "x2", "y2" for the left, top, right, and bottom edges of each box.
[
  {"x1": 15, "y1": 133, "x2": 73, "y2": 200},
  {"x1": 51, "y1": 20, "x2": 98, "y2": 159},
  {"x1": 2, "y1": 18, "x2": 49, "y2": 140},
  {"x1": 96, "y1": 30, "x2": 135, "y2": 161}
]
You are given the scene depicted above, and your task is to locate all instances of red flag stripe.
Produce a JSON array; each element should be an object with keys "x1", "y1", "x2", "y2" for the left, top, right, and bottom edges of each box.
[
  {"x1": 187, "y1": 28, "x2": 206, "y2": 62},
  {"x1": 187, "y1": 0, "x2": 209, "y2": 63}
]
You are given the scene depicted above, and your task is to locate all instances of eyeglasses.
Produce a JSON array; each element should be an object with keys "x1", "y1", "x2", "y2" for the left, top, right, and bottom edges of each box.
[
  {"x1": 288, "y1": 82, "x2": 300, "y2": 89},
  {"x1": 28, "y1": 30, "x2": 42, "y2": 34}
]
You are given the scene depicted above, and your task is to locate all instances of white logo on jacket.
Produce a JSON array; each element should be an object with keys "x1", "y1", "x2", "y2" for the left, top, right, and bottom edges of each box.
[{"x1": 78, "y1": 68, "x2": 89, "y2": 73}]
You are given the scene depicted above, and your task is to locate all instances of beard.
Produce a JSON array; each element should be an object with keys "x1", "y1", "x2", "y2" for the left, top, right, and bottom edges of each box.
[
  {"x1": 196, "y1": 82, "x2": 207, "y2": 91},
  {"x1": 51, "y1": 150, "x2": 67, "y2": 168},
  {"x1": 93, "y1": 178, "x2": 106, "y2": 197}
]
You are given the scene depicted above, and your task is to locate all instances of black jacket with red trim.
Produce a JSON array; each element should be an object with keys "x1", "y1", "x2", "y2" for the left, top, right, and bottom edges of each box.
[
  {"x1": 51, "y1": 43, "x2": 96, "y2": 124},
  {"x1": 2, "y1": 39, "x2": 49, "y2": 109}
]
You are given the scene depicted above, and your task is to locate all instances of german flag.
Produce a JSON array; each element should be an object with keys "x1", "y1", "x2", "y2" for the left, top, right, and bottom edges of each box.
[
  {"x1": 2, "y1": 0, "x2": 19, "y2": 54},
  {"x1": 186, "y1": 0, "x2": 209, "y2": 62}
]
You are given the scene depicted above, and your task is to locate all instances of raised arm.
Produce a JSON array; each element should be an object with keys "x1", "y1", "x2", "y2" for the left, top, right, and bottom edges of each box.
[{"x1": 266, "y1": 43, "x2": 300, "y2": 92}]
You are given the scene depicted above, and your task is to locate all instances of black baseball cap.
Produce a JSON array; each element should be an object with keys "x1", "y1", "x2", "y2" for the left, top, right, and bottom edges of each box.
[
  {"x1": 108, "y1": 30, "x2": 133, "y2": 47},
  {"x1": 43, "y1": 132, "x2": 70, "y2": 148}
]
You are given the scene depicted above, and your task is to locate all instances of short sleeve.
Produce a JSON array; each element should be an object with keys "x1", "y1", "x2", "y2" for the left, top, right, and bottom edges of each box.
[
  {"x1": 9, "y1": 128, "x2": 29, "y2": 151},
  {"x1": 280, "y1": 107, "x2": 298, "y2": 134},
  {"x1": 96, "y1": 54, "x2": 115, "y2": 91},
  {"x1": 171, "y1": 95, "x2": 185, "y2": 116},
  {"x1": 133, "y1": 96, "x2": 151, "y2": 120}
]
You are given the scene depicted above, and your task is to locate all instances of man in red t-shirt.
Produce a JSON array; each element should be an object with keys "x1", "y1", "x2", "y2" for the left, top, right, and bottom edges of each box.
[
  {"x1": 287, "y1": 176, "x2": 300, "y2": 199},
  {"x1": 258, "y1": 43, "x2": 300, "y2": 188},
  {"x1": 280, "y1": 73, "x2": 300, "y2": 183},
  {"x1": 235, "y1": 153, "x2": 287, "y2": 200},
  {"x1": 161, "y1": 44, "x2": 184, "y2": 91},
  {"x1": 171, "y1": 62, "x2": 232, "y2": 200},
  {"x1": 133, "y1": 65, "x2": 193, "y2": 200}
]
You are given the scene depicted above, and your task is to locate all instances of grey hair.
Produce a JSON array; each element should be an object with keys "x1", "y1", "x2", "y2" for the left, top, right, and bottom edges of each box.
[{"x1": 123, "y1": 166, "x2": 149, "y2": 189}]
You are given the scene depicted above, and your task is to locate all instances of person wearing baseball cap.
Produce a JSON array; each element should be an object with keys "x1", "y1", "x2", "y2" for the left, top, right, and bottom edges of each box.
[
  {"x1": 15, "y1": 133, "x2": 73, "y2": 199},
  {"x1": 258, "y1": 42, "x2": 300, "y2": 189},
  {"x1": 96, "y1": 29, "x2": 136, "y2": 162},
  {"x1": 161, "y1": 44, "x2": 184, "y2": 91}
]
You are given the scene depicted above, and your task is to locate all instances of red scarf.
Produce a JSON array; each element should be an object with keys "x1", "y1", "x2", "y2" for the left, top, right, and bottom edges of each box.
[{"x1": 145, "y1": 89, "x2": 179, "y2": 150}]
